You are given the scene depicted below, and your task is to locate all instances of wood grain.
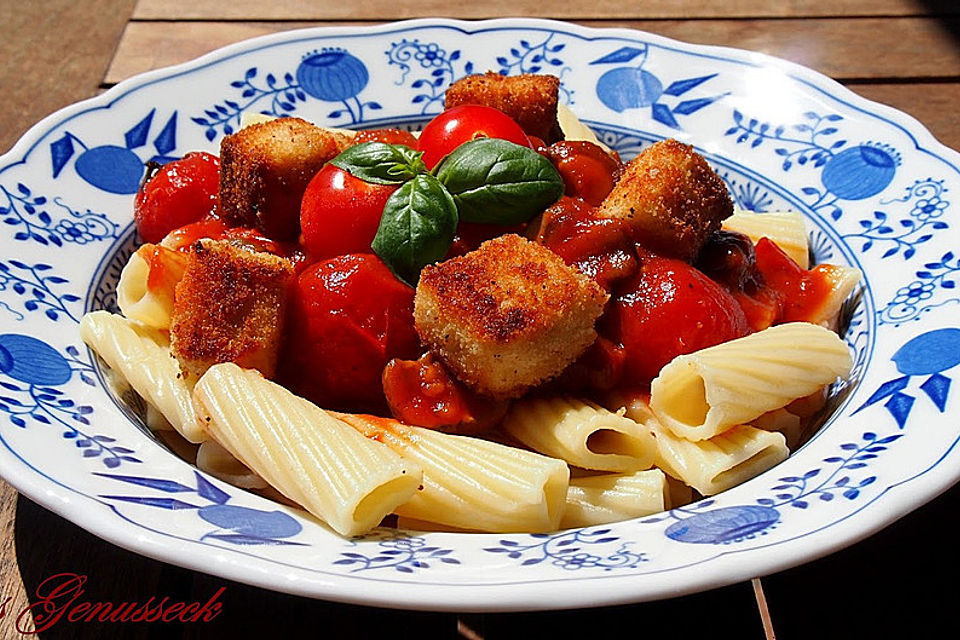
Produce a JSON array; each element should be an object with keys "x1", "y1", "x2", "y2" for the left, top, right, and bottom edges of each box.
[
  {"x1": 131, "y1": 0, "x2": 960, "y2": 20},
  {"x1": 853, "y1": 83, "x2": 960, "y2": 151},
  {"x1": 0, "y1": 0, "x2": 137, "y2": 155},
  {"x1": 104, "y1": 18, "x2": 960, "y2": 86}
]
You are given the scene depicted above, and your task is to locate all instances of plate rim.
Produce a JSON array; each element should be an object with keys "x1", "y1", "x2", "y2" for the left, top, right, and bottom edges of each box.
[{"x1": 2, "y1": 17, "x2": 960, "y2": 611}]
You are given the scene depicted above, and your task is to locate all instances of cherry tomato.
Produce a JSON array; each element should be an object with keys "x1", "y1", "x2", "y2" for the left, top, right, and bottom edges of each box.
[
  {"x1": 278, "y1": 254, "x2": 421, "y2": 412},
  {"x1": 417, "y1": 105, "x2": 532, "y2": 169},
  {"x1": 606, "y1": 256, "x2": 750, "y2": 384},
  {"x1": 540, "y1": 141, "x2": 622, "y2": 206},
  {"x1": 382, "y1": 353, "x2": 508, "y2": 434},
  {"x1": 754, "y1": 237, "x2": 833, "y2": 324},
  {"x1": 300, "y1": 164, "x2": 398, "y2": 260},
  {"x1": 134, "y1": 152, "x2": 220, "y2": 243},
  {"x1": 354, "y1": 128, "x2": 419, "y2": 148}
]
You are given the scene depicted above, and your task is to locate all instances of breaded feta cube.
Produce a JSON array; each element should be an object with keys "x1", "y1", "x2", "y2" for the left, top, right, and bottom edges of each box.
[
  {"x1": 596, "y1": 139, "x2": 733, "y2": 261},
  {"x1": 444, "y1": 72, "x2": 563, "y2": 143},
  {"x1": 218, "y1": 117, "x2": 350, "y2": 240},
  {"x1": 170, "y1": 239, "x2": 294, "y2": 380},
  {"x1": 414, "y1": 234, "x2": 608, "y2": 398}
]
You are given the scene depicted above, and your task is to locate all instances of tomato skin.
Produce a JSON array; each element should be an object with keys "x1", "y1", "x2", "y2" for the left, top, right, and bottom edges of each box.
[
  {"x1": 418, "y1": 105, "x2": 532, "y2": 169},
  {"x1": 278, "y1": 254, "x2": 421, "y2": 411},
  {"x1": 540, "y1": 141, "x2": 622, "y2": 207},
  {"x1": 354, "y1": 128, "x2": 419, "y2": 147},
  {"x1": 606, "y1": 256, "x2": 750, "y2": 384},
  {"x1": 300, "y1": 164, "x2": 398, "y2": 260},
  {"x1": 134, "y1": 152, "x2": 220, "y2": 243},
  {"x1": 753, "y1": 237, "x2": 833, "y2": 323},
  {"x1": 382, "y1": 353, "x2": 508, "y2": 434}
]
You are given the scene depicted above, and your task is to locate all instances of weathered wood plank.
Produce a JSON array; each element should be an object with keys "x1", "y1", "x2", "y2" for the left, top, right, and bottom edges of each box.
[
  {"x1": 104, "y1": 18, "x2": 960, "y2": 86},
  {"x1": 854, "y1": 83, "x2": 960, "y2": 152},
  {"x1": 0, "y1": 0, "x2": 137, "y2": 154},
  {"x1": 131, "y1": 0, "x2": 960, "y2": 20}
]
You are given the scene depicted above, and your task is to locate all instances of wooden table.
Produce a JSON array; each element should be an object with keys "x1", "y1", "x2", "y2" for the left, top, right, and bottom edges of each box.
[{"x1": 2, "y1": 2, "x2": 960, "y2": 637}]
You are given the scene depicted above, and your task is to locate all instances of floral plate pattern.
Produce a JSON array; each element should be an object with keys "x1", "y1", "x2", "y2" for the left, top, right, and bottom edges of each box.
[{"x1": 2, "y1": 19, "x2": 960, "y2": 611}]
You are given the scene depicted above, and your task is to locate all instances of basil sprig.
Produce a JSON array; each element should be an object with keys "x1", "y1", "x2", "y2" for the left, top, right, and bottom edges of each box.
[
  {"x1": 329, "y1": 137, "x2": 563, "y2": 283},
  {"x1": 372, "y1": 174, "x2": 458, "y2": 285},
  {"x1": 434, "y1": 138, "x2": 565, "y2": 224},
  {"x1": 330, "y1": 142, "x2": 427, "y2": 185}
]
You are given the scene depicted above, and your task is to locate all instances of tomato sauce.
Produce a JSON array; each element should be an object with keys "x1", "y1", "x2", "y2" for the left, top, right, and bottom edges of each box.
[
  {"x1": 533, "y1": 196, "x2": 638, "y2": 290},
  {"x1": 381, "y1": 353, "x2": 508, "y2": 434},
  {"x1": 540, "y1": 140, "x2": 622, "y2": 206}
]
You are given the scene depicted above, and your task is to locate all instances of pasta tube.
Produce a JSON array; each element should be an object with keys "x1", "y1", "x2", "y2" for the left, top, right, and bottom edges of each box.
[
  {"x1": 335, "y1": 413, "x2": 569, "y2": 533},
  {"x1": 561, "y1": 469, "x2": 668, "y2": 528},
  {"x1": 650, "y1": 420, "x2": 788, "y2": 496},
  {"x1": 193, "y1": 363, "x2": 422, "y2": 537},
  {"x1": 116, "y1": 244, "x2": 188, "y2": 330},
  {"x1": 722, "y1": 209, "x2": 810, "y2": 268},
  {"x1": 80, "y1": 310, "x2": 204, "y2": 442},
  {"x1": 650, "y1": 322, "x2": 853, "y2": 441},
  {"x1": 502, "y1": 397, "x2": 656, "y2": 472},
  {"x1": 196, "y1": 440, "x2": 268, "y2": 490}
]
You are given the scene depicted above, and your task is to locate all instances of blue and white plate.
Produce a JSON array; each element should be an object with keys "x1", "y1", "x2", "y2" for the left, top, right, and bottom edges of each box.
[{"x1": 2, "y1": 19, "x2": 959, "y2": 611}]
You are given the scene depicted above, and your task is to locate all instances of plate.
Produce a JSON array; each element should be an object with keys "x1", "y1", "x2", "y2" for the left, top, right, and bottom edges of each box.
[{"x1": 2, "y1": 18, "x2": 959, "y2": 612}]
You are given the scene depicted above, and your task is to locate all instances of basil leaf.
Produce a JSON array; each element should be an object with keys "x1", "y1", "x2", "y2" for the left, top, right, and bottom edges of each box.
[
  {"x1": 372, "y1": 174, "x2": 458, "y2": 285},
  {"x1": 330, "y1": 141, "x2": 428, "y2": 185},
  {"x1": 434, "y1": 138, "x2": 564, "y2": 224}
]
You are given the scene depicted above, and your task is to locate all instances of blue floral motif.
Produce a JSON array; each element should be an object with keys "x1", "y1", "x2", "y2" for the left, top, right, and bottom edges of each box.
[
  {"x1": 1, "y1": 183, "x2": 118, "y2": 247},
  {"x1": 854, "y1": 328, "x2": 960, "y2": 426},
  {"x1": 193, "y1": 48, "x2": 379, "y2": 138},
  {"x1": 386, "y1": 39, "x2": 474, "y2": 114},
  {"x1": 647, "y1": 431, "x2": 898, "y2": 544},
  {"x1": 98, "y1": 470, "x2": 305, "y2": 545},
  {"x1": 592, "y1": 44, "x2": 727, "y2": 128},
  {"x1": 496, "y1": 34, "x2": 573, "y2": 104},
  {"x1": 725, "y1": 110, "x2": 901, "y2": 220},
  {"x1": 0, "y1": 335, "x2": 136, "y2": 467},
  {"x1": 333, "y1": 529, "x2": 460, "y2": 573},
  {"x1": 50, "y1": 109, "x2": 179, "y2": 194},
  {"x1": 717, "y1": 170, "x2": 774, "y2": 212},
  {"x1": 842, "y1": 179, "x2": 949, "y2": 261},
  {"x1": 0, "y1": 259, "x2": 82, "y2": 323},
  {"x1": 484, "y1": 528, "x2": 646, "y2": 570},
  {"x1": 879, "y1": 251, "x2": 960, "y2": 325}
]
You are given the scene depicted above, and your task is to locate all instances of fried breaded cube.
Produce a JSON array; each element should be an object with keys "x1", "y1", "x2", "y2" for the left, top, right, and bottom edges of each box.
[
  {"x1": 219, "y1": 117, "x2": 350, "y2": 240},
  {"x1": 596, "y1": 139, "x2": 733, "y2": 261},
  {"x1": 414, "y1": 234, "x2": 608, "y2": 398},
  {"x1": 444, "y1": 72, "x2": 563, "y2": 143},
  {"x1": 170, "y1": 239, "x2": 294, "y2": 380}
]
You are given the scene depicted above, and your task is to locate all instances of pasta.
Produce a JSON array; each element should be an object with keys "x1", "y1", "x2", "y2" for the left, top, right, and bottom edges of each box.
[
  {"x1": 650, "y1": 322, "x2": 853, "y2": 441},
  {"x1": 196, "y1": 440, "x2": 268, "y2": 490},
  {"x1": 502, "y1": 397, "x2": 656, "y2": 472},
  {"x1": 648, "y1": 419, "x2": 788, "y2": 496},
  {"x1": 721, "y1": 209, "x2": 810, "y2": 268},
  {"x1": 80, "y1": 310, "x2": 205, "y2": 443},
  {"x1": 193, "y1": 363, "x2": 422, "y2": 536},
  {"x1": 335, "y1": 412, "x2": 569, "y2": 533},
  {"x1": 116, "y1": 244, "x2": 187, "y2": 330},
  {"x1": 561, "y1": 469, "x2": 668, "y2": 528}
]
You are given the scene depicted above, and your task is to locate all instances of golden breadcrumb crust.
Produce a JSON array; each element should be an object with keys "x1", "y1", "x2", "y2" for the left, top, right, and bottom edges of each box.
[
  {"x1": 170, "y1": 239, "x2": 294, "y2": 380},
  {"x1": 414, "y1": 234, "x2": 608, "y2": 398},
  {"x1": 444, "y1": 72, "x2": 563, "y2": 143},
  {"x1": 596, "y1": 139, "x2": 733, "y2": 260},
  {"x1": 218, "y1": 117, "x2": 350, "y2": 240}
]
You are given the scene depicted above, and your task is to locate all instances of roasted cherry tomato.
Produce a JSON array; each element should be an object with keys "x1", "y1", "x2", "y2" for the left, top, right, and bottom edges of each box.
[
  {"x1": 354, "y1": 128, "x2": 419, "y2": 148},
  {"x1": 417, "y1": 105, "x2": 532, "y2": 169},
  {"x1": 606, "y1": 255, "x2": 750, "y2": 384},
  {"x1": 134, "y1": 152, "x2": 220, "y2": 243},
  {"x1": 300, "y1": 164, "x2": 398, "y2": 260},
  {"x1": 278, "y1": 254, "x2": 421, "y2": 412},
  {"x1": 540, "y1": 141, "x2": 622, "y2": 207},
  {"x1": 382, "y1": 353, "x2": 508, "y2": 434}
]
